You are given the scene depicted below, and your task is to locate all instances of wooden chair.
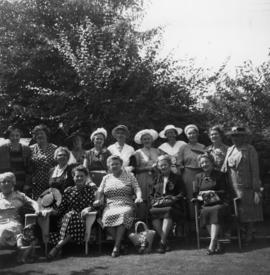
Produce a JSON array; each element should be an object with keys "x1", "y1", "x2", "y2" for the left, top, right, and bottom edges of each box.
[
  {"x1": 26, "y1": 211, "x2": 97, "y2": 256},
  {"x1": 193, "y1": 197, "x2": 242, "y2": 250}
]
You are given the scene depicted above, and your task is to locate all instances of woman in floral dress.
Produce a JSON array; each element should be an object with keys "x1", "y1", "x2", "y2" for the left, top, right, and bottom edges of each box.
[{"x1": 30, "y1": 124, "x2": 57, "y2": 199}]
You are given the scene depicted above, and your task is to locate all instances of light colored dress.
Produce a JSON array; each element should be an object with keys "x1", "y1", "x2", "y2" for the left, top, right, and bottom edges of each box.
[
  {"x1": 99, "y1": 170, "x2": 141, "y2": 229},
  {"x1": 134, "y1": 148, "x2": 160, "y2": 201},
  {"x1": 30, "y1": 143, "x2": 57, "y2": 199},
  {"x1": 159, "y1": 141, "x2": 186, "y2": 173},
  {"x1": 178, "y1": 143, "x2": 205, "y2": 217},
  {"x1": 0, "y1": 191, "x2": 37, "y2": 247},
  {"x1": 207, "y1": 144, "x2": 228, "y2": 170},
  {"x1": 108, "y1": 142, "x2": 135, "y2": 170},
  {"x1": 222, "y1": 144, "x2": 263, "y2": 223}
]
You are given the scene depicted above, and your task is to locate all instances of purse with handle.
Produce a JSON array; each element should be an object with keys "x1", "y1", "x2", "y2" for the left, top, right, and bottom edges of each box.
[{"x1": 128, "y1": 221, "x2": 156, "y2": 254}]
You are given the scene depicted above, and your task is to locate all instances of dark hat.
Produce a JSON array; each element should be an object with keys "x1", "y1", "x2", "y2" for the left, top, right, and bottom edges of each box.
[
  {"x1": 112, "y1": 125, "x2": 130, "y2": 139},
  {"x1": 227, "y1": 126, "x2": 249, "y2": 136}
]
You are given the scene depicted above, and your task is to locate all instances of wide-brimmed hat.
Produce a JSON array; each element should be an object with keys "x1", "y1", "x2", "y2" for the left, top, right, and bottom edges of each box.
[
  {"x1": 159, "y1": 125, "x2": 183, "y2": 139},
  {"x1": 134, "y1": 129, "x2": 158, "y2": 144},
  {"x1": 184, "y1": 124, "x2": 199, "y2": 136},
  {"x1": 112, "y1": 125, "x2": 130, "y2": 139},
  {"x1": 227, "y1": 126, "x2": 249, "y2": 136},
  {"x1": 90, "y1": 128, "x2": 107, "y2": 141}
]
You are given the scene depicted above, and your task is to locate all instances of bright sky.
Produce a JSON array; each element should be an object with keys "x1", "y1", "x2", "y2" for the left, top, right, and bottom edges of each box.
[{"x1": 140, "y1": 0, "x2": 270, "y2": 71}]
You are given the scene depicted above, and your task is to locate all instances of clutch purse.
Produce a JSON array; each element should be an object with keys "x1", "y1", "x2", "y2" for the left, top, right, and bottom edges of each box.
[
  {"x1": 200, "y1": 191, "x2": 221, "y2": 206},
  {"x1": 151, "y1": 195, "x2": 175, "y2": 208}
]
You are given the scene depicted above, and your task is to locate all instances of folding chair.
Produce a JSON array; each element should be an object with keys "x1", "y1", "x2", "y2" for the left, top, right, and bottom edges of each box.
[{"x1": 193, "y1": 197, "x2": 242, "y2": 250}]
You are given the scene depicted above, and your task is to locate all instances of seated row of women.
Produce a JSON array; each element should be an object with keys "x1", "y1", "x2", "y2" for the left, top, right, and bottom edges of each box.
[{"x1": 0, "y1": 123, "x2": 263, "y2": 259}]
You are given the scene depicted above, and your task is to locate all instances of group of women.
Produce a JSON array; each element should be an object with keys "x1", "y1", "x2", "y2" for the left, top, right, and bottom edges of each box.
[{"x1": 0, "y1": 122, "x2": 263, "y2": 261}]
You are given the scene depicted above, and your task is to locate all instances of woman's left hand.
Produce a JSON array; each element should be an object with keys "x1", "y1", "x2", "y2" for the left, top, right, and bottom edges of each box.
[
  {"x1": 135, "y1": 197, "x2": 143, "y2": 204},
  {"x1": 81, "y1": 207, "x2": 92, "y2": 218}
]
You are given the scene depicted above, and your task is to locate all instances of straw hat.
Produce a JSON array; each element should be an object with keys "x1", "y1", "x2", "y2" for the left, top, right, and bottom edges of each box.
[
  {"x1": 134, "y1": 129, "x2": 158, "y2": 144},
  {"x1": 159, "y1": 125, "x2": 183, "y2": 139},
  {"x1": 184, "y1": 124, "x2": 199, "y2": 136},
  {"x1": 111, "y1": 125, "x2": 130, "y2": 139},
  {"x1": 90, "y1": 128, "x2": 107, "y2": 141}
]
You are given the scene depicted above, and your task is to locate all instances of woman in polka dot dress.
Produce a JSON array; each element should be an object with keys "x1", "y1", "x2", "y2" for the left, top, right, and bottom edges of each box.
[
  {"x1": 95, "y1": 155, "x2": 143, "y2": 257},
  {"x1": 48, "y1": 165, "x2": 96, "y2": 260},
  {"x1": 30, "y1": 125, "x2": 57, "y2": 199}
]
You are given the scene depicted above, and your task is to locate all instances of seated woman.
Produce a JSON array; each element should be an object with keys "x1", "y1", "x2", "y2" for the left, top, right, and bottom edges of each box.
[
  {"x1": 94, "y1": 155, "x2": 143, "y2": 258},
  {"x1": 150, "y1": 155, "x2": 186, "y2": 253},
  {"x1": 0, "y1": 172, "x2": 38, "y2": 248},
  {"x1": 49, "y1": 147, "x2": 75, "y2": 194},
  {"x1": 48, "y1": 165, "x2": 96, "y2": 260},
  {"x1": 194, "y1": 153, "x2": 231, "y2": 255}
]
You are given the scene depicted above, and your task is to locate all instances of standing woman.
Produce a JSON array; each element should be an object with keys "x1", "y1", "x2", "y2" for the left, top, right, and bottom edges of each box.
[
  {"x1": 133, "y1": 129, "x2": 159, "y2": 219},
  {"x1": 222, "y1": 127, "x2": 263, "y2": 243},
  {"x1": 178, "y1": 124, "x2": 205, "y2": 218},
  {"x1": 83, "y1": 128, "x2": 111, "y2": 186},
  {"x1": 65, "y1": 130, "x2": 86, "y2": 165},
  {"x1": 0, "y1": 126, "x2": 32, "y2": 194},
  {"x1": 207, "y1": 125, "x2": 228, "y2": 170},
  {"x1": 108, "y1": 125, "x2": 135, "y2": 172},
  {"x1": 158, "y1": 125, "x2": 186, "y2": 174},
  {"x1": 30, "y1": 124, "x2": 57, "y2": 199}
]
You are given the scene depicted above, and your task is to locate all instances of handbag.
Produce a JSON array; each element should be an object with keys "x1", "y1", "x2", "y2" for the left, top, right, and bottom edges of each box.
[
  {"x1": 151, "y1": 195, "x2": 175, "y2": 208},
  {"x1": 128, "y1": 221, "x2": 156, "y2": 254},
  {"x1": 200, "y1": 191, "x2": 221, "y2": 206}
]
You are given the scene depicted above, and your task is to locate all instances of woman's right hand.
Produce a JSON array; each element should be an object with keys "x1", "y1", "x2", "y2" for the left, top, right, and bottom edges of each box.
[{"x1": 93, "y1": 200, "x2": 101, "y2": 207}]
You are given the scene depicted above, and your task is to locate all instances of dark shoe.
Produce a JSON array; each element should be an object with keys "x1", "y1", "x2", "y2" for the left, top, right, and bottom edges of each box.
[
  {"x1": 206, "y1": 248, "x2": 215, "y2": 255},
  {"x1": 215, "y1": 242, "x2": 224, "y2": 254},
  {"x1": 47, "y1": 246, "x2": 62, "y2": 261},
  {"x1": 157, "y1": 243, "x2": 166, "y2": 254},
  {"x1": 111, "y1": 249, "x2": 120, "y2": 258}
]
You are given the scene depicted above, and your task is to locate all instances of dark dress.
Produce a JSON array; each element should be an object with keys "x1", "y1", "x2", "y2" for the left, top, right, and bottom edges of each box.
[
  {"x1": 150, "y1": 172, "x2": 186, "y2": 221},
  {"x1": 194, "y1": 170, "x2": 230, "y2": 227},
  {"x1": 84, "y1": 148, "x2": 111, "y2": 186},
  {"x1": 50, "y1": 183, "x2": 96, "y2": 245},
  {"x1": 48, "y1": 164, "x2": 76, "y2": 194}
]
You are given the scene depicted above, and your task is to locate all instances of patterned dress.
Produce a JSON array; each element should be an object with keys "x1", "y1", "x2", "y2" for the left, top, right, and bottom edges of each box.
[
  {"x1": 30, "y1": 143, "x2": 57, "y2": 200},
  {"x1": 99, "y1": 170, "x2": 141, "y2": 229},
  {"x1": 50, "y1": 183, "x2": 96, "y2": 245}
]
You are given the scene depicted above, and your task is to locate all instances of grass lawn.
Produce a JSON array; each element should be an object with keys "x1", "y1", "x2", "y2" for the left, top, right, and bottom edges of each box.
[{"x1": 1, "y1": 238, "x2": 270, "y2": 275}]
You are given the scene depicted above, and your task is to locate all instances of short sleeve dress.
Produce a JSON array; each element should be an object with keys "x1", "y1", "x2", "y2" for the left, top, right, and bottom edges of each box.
[
  {"x1": 30, "y1": 143, "x2": 57, "y2": 199},
  {"x1": 99, "y1": 170, "x2": 141, "y2": 229}
]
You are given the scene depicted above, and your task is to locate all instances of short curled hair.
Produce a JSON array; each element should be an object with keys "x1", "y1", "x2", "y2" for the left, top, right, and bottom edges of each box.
[
  {"x1": 107, "y1": 155, "x2": 123, "y2": 166},
  {"x1": 4, "y1": 125, "x2": 22, "y2": 139},
  {"x1": 72, "y1": 165, "x2": 89, "y2": 177},
  {"x1": 54, "y1": 146, "x2": 70, "y2": 161},
  {"x1": 198, "y1": 152, "x2": 215, "y2": 166},
  {"x1": 32, "y1": 124, "x2": 51, "y2": 139},
  {"x1": 0, "y1": 172, "x2": 16, "y2": 186},
  {"x1": 157, "y1": 155, "x2": 172, "y2": 166},
  {"x1": 209, "y1": 125, "x2": 225, "y2": 140}
]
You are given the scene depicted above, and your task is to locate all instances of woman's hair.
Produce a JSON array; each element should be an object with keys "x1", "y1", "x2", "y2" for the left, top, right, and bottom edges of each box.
[
  {"x1": 157, "y1": 155, "x2": 172, "y2": 166},
  {"x1": 0, "y1": 172, "x2": 16, "y2": 186},
  {"x1": 209, "y1": 125, "x2": 225, "y2": 140},
  {"x1": 72, "y1": 165, "x2": 89, "y2": 177},
  {"x1": 54, "y1": 146, "x2": 70, "y2": 161},
  {"x1": 32, "y1": 124, "x2": 51, "y2": 139},
  {"x1": 107, "y1": 155, "x2": 123, "y2": 166},
  {"x1": 4, "y1": 125, "x2": 22, "y2": 139},
  {"x1": 198, "y1": 152, "x2": 215, "y2": 165}
]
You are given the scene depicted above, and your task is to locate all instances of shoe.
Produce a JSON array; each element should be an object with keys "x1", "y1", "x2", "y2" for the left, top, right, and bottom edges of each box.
[
  {"x1": 206, "y1": 248, "x2": 215, "y2": 255},
  {"x1": 111, "y1": 248, "x2": 120, "y2": 258},
  {"x1": 47, "y1": 245, "x2": 62, "y2": 261},
  {"x1": 157, "y1": 242, "x2": 166, "y2": 254},
  {"x1": 165, "y1": 243, "x2": 171, "y2": 252},
  {"x1": 215, "y1": 242, "x2": 224, "y2": 254}
]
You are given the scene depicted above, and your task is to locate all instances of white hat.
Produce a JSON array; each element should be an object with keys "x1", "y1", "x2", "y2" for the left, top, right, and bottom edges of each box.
[
  {"x1": 90, "y1": 128, "x2": 107, "y2": 141},
  {"x1": 159, "y1": 125, "x2": 183, "y2": 139},
  {"x1": 184, "y1": 124, "x2": 199, "y2": 136},
  {"x1": 134, "y1": 129, "x2": 159, "y2": 144}
]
